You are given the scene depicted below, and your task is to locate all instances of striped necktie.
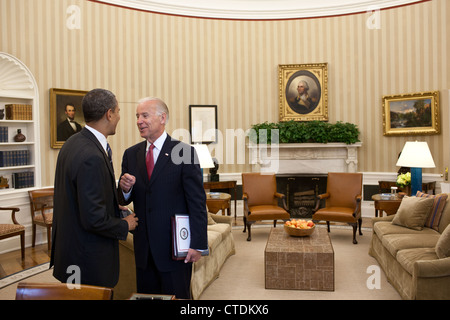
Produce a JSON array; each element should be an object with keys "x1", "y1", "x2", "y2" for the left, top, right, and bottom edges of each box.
[{"x1": 107, "y1": 143, "x2": 114, "y2": 171}]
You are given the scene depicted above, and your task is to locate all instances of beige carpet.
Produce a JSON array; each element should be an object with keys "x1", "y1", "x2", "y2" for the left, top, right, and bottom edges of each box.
[
  {"x1": 199, "y1": 225, "x2": 401, "y2": 300},
  {"x1": 0, "y1": 264, "x2": 58, "y2": 300},
  {"x1": 0, "y1": 225, "x2": 401, "y2": 300}
]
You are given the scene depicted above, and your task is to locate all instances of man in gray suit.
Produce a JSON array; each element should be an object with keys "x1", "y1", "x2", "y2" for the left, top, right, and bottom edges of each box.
[{"x1": 51, "y1": 88, "x2": 138, "y2": 288}]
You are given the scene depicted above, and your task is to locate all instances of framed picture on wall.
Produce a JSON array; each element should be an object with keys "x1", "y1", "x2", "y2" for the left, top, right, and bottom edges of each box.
[
  {"x1": 50, "y1": 88, "x2": 87, "y2": 148},
  {"x1": 382, "y1": 91, "x2": 440, "y2": 136},
  {"x1": 278, "y1": 63, "x2": 328, "y2": 122},
  {"x1": 189, "y1": 105, "x2": 217, "y2": 144}
]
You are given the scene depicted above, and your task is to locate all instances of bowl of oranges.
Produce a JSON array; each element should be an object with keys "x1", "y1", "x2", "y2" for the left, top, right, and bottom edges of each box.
[{"x1": 284, "y1": 219, "x2": 315, "y2": 237}]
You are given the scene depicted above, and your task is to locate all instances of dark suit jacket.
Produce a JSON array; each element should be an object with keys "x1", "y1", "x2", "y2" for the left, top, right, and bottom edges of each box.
[
  {"x1": 57, "y1": 119, "x2": 82, "y2": 141},
  {"x1": 50, "y1": 128, "x2": 128, "y2": 287},
  {"x1": 119, "y1": 135, "x2": 208, "y2": 272}
]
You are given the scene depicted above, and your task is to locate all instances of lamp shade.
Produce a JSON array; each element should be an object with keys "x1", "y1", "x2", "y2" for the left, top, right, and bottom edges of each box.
[
  {"x1": 193, "y1": 144, "x2": 215, "y2": 169},
  {"x1": 396, "y1": 141, "x2": 435, "y2": 168}
]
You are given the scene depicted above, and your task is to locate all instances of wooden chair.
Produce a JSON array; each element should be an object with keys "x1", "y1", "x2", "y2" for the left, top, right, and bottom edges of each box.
[
  {"x1": 15, "y1": 282, "x2": 113, "y2": 300},
  {"x1": 242, "y1": 172, "x2": 290, "y2": 241},
  {"x1": 28, "y1": 188, "x2": 54, "y2": 251},
  {"x1": 0, "y1": 207, "x2": 25, "y2": 259},
  {"x1": 312, "y1": 172, "x2": 363, "y2": 244}
]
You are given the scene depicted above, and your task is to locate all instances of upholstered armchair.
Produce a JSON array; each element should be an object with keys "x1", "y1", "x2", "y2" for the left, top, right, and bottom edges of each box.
[
  {"x1": 28, "y1": 188, "x2": 54, "y2": 251},
  {"x1": 0, "y1": 206, "x2": 25, "y2": 259},
  {"x1": 242, "y1": 173, "x2": 290, "y2": 241},
  {"x1": 312, "y1": 172, "x2": 363, "y2": 244}
]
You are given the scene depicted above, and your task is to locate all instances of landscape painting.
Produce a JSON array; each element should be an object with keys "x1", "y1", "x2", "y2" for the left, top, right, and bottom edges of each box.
[{"x1": 382, "y1": 91, "x2": 440, "y2": 136}]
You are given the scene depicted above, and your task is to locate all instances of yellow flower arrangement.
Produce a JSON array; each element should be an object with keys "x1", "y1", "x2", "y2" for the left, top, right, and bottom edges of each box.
[{"x1": 396, "y1": 172, "x2": 411, "y2": 188}]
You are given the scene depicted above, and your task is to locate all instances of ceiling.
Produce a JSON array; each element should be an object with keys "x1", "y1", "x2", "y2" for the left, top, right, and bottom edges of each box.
[{"x1": 93, "y1": 0, "x2": 427, "y2": 20}]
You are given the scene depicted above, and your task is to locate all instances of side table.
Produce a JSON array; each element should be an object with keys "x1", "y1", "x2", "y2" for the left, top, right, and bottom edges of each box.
[
  {"x1": 203, "y1": 180, "x2": 237, "y2": 219},
  {"x1": 372, "y1": 194, "x2": 403, "y2": 217},
  {"x1": 206, "y1": 192, "x2": 231, "y2": 216}
]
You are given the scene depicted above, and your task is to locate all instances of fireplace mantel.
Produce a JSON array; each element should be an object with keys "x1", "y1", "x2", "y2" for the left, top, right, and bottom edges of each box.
[{"x1": 248, "y1": 142, "x2": 362, "y2": 174}]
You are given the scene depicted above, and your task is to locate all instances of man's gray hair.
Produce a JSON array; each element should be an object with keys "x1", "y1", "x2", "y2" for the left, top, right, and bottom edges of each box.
[{"x1": 138, "y1": 97, "x2": 169, "y2": 124}]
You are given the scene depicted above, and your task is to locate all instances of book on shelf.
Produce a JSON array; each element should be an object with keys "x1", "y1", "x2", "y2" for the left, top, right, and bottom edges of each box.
[
  {"x1": 5, "y1": 104, "x2": 33, "y2": 120},
  {"x1": 0, "y1": 150, "x2": 31, "y2": 167},
  {"x1": 12, "y1": 171, "x2": 34, "y2": 189},
  {"x1": 0, "y1": 126, "x2": 8, "y2": 142}
]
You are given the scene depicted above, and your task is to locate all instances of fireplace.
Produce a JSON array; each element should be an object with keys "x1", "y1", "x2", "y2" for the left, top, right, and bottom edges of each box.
[
  {"x1": 248, "y1": 142, "x2": 362, "y2": 218},
  {"x1": 247, "y1": 142, "x2": 362, "y2": 174},
  {"x1": 276, "y1": 174, "x2": 327, "y2": 218}
]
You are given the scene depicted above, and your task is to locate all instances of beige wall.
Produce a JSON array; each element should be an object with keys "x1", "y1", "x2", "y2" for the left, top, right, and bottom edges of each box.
[{"x1": 1, "y1": 0, "x2": 448, "y2": 186}]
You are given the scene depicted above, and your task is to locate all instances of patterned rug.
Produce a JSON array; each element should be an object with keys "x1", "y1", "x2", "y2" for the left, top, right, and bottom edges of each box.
[{"x1": 0, "y1": 262, "x2": 51, "y2": 290}]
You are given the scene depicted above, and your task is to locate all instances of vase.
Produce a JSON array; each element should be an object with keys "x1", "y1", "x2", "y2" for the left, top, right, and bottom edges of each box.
[
  {"x1": 399, "y1": 186, "x2": 411, "y2": 196},
  {"x1": 14, "y1": 129, "x2": 26, "y2": 142}
]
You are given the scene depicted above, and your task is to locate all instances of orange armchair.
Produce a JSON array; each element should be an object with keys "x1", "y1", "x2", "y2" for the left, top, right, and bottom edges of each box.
[
  {"x1": 242, "y1": 173, "x2": 290, "y2": 241},
  {"x1": 312, "y1": 172, "x2": 363, "y2": 244}
]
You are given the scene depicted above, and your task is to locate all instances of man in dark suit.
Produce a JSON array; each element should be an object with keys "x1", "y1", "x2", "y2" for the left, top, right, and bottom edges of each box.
[
  {"x1": 51, "y1": 88, "x2": 138, "y2": 288},
  {"x1": 118, "y1": 97, "x2": 208, "y2": 299},
  {"x1": 56, "y1": 103, "x2": 83, "y2": 141}
]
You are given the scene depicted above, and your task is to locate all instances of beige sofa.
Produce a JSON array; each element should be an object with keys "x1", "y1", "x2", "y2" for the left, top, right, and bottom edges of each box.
[
  {"x1": 369, "y1": 193, "x2": 450, "y2": 300},
  {"x1": 114, "y1": 213, "x2": 235, "y2": 300}
]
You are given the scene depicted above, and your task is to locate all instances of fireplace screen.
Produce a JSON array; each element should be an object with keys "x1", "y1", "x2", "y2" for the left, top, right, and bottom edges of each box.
[{"x1": 276, "y1": 175, "x2": 327, "y2": 218}]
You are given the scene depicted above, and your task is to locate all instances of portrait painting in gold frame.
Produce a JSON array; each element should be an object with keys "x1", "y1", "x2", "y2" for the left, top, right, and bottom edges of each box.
[
  {"x1": 278, "y1": 63, "x2": 328, "y2": 122},
  {"x1": 382, "y1": 91, "x2": 440, "y2": 136},
  {"x1": 50, "y1": 88, "x2": 87, "y2": 148}
]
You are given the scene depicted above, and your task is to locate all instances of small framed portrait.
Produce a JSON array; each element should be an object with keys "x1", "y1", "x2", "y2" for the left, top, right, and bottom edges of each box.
[
  {"x1": 278, "y1": 63, "x2": 328, "y2": 122},
  {"x1": 189, "y1": 105, "x2": 218, "y2": 144},
  {"x1": 50, "y1": 88, "x2": 87, "y2": 148},
  {"x1": 382, "y1": 91, "x2": 440, "y2": 136}
]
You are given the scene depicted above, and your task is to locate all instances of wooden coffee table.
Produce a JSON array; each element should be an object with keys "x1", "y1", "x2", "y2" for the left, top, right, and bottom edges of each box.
[{"x1": 265, "y1": 227, "x2": 334, "y2": 291}]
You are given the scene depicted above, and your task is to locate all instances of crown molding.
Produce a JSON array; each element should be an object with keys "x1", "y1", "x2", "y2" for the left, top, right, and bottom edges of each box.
[{"x1": 91, "y1": 0, "x2": 429, "y2": 20}]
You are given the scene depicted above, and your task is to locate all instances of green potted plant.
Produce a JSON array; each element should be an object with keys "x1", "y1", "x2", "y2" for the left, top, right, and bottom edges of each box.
[
  {"x1": 248, "y1": 120, "x2": 360, "y2": 144},
  {"x1": 396, "y1": 172, "x2": 412, "y2": 196}
]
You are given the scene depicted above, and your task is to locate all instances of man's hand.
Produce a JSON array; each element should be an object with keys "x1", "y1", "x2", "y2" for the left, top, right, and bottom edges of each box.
[
  {"x1": 119, "y1": 173, "x2": 136, "y2": 193},
  {"x1": 123, "y1": 212, "x2": 138, "y2": 231},
  {"x1": 184, "y1": 248, "x2": 202, "y2": 263}
]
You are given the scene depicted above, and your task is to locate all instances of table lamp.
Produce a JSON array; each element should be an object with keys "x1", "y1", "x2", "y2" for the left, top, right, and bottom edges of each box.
[
  {"x1": 193, "y1": 144, "x2": 215, "y2": 180},
  {"x1": 396, "y1": 141, "x2": 435, "y2": 196}
]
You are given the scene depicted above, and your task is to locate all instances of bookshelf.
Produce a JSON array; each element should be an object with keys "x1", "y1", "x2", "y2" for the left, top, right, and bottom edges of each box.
[{"x1": 0, "y1": 52, "x2": 41, "y2": 194}]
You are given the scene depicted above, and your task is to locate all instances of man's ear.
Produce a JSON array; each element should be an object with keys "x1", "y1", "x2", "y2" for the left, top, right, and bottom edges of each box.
[
  {"x1": 160, "y1": 112, "x2": 167, "y2": 124},
  {"x1": 106, "y1": 108, "x2": 113, "y2": 120}
]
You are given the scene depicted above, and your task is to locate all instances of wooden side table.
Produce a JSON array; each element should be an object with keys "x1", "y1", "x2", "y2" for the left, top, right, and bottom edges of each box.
[
  {"x1": 206, "y1": 192, "x2": 231, "y2": 216},
  {"x1": 372, "y1": 194, "x2": 403, "y2": 217},
  {"x1": 203, "y1": 180, "x2": 237, "y2": 219}
]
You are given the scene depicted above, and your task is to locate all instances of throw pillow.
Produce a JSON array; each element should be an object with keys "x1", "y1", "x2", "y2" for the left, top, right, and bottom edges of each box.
[
  {"x1": 392, "y1": 196, "x2": 434, "y2": 230},
  {"x1": 416, "y1": 191, "x2": 448, "y2": 231},
  {"x1": 435, "y1": 224, "x2": 450, "y2": 259},
  {"x1": 207, "y1": 213, "x2": 217, "y2": 225}
]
